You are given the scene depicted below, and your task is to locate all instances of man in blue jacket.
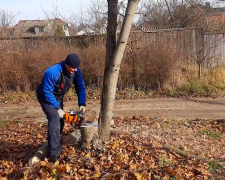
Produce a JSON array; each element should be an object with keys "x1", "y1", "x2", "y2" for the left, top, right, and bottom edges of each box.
[{"x1": 36, "y1": 53, "x2": 86, "y2": 163}]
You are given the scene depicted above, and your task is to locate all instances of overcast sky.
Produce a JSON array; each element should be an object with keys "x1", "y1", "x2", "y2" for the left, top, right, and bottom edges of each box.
[{"x1": 0, "y1": 0, "x2": 91, "y2": 24}]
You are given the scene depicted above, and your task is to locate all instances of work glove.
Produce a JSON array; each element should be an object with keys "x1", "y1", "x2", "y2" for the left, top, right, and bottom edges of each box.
[
  {"x1": 57, "y1": 109, "x2": 65, "y2": 118},
  {"x1": 28, "y1": 156, "x2": 41, "y2": 168},
  {"x1": 79, "y1": 106, "x2": 86, "y2": 113}
]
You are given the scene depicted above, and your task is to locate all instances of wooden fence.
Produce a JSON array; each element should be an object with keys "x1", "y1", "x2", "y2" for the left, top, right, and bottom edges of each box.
[
  {"x1": 130, "y1": 28, "x2": 225, "y2": 67},
  {"x1": 0, "y1": 28, "x2": 225, "y2": 67}
]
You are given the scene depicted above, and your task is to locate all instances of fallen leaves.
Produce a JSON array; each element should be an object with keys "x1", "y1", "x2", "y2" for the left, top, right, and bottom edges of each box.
[{"x1": 0, "y1": 117, "x2": 224, "y2": 179}]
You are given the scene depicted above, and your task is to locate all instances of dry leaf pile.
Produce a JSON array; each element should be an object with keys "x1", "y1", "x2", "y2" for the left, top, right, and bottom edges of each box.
[{"x1": 0, "y1": 116, "x2": 224, "y2": 179}]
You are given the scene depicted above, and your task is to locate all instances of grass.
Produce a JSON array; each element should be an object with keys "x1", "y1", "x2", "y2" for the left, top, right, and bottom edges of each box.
[
  {"x1": 0, "y1": 119, "x2": 24, "y2": 127},
  {"x1": 1, "y1": 82, "x2": 225, "y2": 104},
  {"x1": 174, "y1": 81, "x2": 224, "y2": 97},
  {"x1": 164, "y1": 81, "x2": 225, "y2": 98},
  {"x1": 0, "y1": 120, "x2": 7, "y2": 127},
  {"x1": 0, "y1": 91, "x2": 36, "y2": 103},
  {"x1": 158, "y1": 154, "x2": 165, "y2": 168},
  {"x1": 207, "y1": 162, "x2": 225, "y2": 173},
  {"x1": 167, "y1": 118, "x2": 186, "y2": 127},
  {"x1": 199, "y1": 129, "x2": 223, "y2": 139}
]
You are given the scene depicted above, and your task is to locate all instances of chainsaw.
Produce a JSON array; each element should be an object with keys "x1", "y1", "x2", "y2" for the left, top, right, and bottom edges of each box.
[{"x1": 64, "y1": 111, "x2": 85, "y2": 128}]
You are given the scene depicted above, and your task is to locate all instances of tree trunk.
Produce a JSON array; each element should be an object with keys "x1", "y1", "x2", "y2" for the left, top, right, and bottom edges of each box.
[
  {"x1": 99, "y1": 0, "x2": 140, "y2": 141},
  {"x1": 198, "y1": 63, "x2": 201, "y2": 80},
  {"x1": 105, "y1": 0, "x2": 118, "y2": 69},
  {"x1": 98, "y1": 0, "x2": 118, "y2": 141}
]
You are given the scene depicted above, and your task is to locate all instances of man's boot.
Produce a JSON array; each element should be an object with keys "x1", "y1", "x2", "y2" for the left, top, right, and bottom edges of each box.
[{"x1": 49, "y1": 155, "x2": 60, "y2": 163}]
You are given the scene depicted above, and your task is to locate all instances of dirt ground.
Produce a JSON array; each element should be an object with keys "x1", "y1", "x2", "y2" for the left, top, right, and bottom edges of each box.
[{"x1": 1, "y1": 97, "x2": 225, "y2": 121}]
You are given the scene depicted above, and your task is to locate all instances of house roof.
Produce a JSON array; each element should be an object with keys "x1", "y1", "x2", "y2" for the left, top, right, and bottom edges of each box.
[
  {"x1": 15, "y1": 20, "x2": 50, "y2": 28},
  {"x1": 15, "y1": 18, "x2": 65, "y2": 28},
  {"x1": 12, "y1": 18, "x2": 66, "y2": 38}
]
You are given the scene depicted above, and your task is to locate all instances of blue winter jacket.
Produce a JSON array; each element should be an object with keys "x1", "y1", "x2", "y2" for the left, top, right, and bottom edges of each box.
[{"x1": 37, "y1": 61, "x2": 86, "y2": 109}]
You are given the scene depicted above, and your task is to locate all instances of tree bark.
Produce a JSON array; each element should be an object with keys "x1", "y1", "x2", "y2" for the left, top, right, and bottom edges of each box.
[
  {"x1": 105, "y1": 0, "x2": 118, "y2": 68},
  {"x1": 99, "y1": 0, "x2": 140, "y2": 141}
]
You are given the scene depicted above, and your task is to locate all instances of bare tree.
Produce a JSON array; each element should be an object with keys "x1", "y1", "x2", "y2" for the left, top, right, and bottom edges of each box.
[
  {"x1": 0, "y1": 8, "x2": 19, "y2": 38},
  {"x1": 98, "y1": 0, "x2": 140, "y2": 141},
  {"x1": 86, "y1": 0, "x2": 108, "y2": 34},
  {"x1": 67, "y1": 3, "x2": 89, "y2": 35},
  {"x1": 192, "y1": 30, "x2": 225, "y2": 79},
  {"x1": 41, "y1": 2, "x2": 80, "y2": 36},
  {"x1": 137, "y1": 0, "x2": 225, "y2": 28},
  {"x1": 0, "y1": 9, "x2": 19, "y2": 27},
  {"x1": 137, "y1": 0, "x2": 171, "y2": 27},
  {"x1": 41, "y1": 0, "x2": 64, "y2": 20}
]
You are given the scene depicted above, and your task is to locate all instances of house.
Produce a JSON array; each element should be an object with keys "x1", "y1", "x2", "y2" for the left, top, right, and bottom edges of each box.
[
  {"x1": 10, "y1": 18, "x2": 70, "y2": 38},
  {"x1": 76, "y1": 26, "x2": 107, "y2": 36},
  {"x1": 76, "y1": 26, "x2": 96, "y2": 35}
]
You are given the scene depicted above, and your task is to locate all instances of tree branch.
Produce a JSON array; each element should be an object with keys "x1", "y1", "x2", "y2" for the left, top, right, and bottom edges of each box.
[{"x1": 163, "y1": 144, "x2": 225, "y2": 166}]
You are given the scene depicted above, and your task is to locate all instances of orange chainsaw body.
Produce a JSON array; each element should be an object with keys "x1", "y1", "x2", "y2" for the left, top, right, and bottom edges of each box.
[{"x1": 64, "y1": 111, "x2": 84, "y2": 127}]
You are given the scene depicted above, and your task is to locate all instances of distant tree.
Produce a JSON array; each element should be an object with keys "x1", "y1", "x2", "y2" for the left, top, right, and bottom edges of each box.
[
  {"x1": 65, "y1": 0, "x2": 127, "y2": 36},
  {"x1": 86, "y1": 0, "x2": 108, "y2": 34},
  {"x1": 0, "y1": 8, "x2": 19, "y2": 38},
  {"x1": 137, "y1": 0, "x2": 221, "y2": 28},
  {"x1": 0, "y1": 9, "x2": 19, "y2": 27},
  {"x1": 55, "y1": 24, "x2": 66, "y2": 37}
]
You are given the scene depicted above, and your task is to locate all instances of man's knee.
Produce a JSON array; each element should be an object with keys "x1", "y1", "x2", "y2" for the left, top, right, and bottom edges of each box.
[{"x1": 47, "y1": 111, "x2": 60, "y2": 122}]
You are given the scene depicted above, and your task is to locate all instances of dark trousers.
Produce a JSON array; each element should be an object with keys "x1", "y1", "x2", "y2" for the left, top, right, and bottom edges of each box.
[{"x1": 37, "y1": 94, "x2": 64, "y2": 156}]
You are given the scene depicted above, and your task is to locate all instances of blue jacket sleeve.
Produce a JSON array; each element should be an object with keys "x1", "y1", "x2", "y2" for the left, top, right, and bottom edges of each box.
[
  {"x1": 73, "y1": 68, "x2": 86, "y2": 106},
  {"x1": 42, "y1": 69, "x2": 60, "y2": 109}
]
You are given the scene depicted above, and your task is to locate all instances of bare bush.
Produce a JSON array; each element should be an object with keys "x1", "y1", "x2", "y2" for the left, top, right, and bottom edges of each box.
[
  {"x1": 1, "y1": 37, "x2": 223, "y2": 94},
  {"x1": 78, "y1": 44, "x2": 105, "y2": 87},
  {"x1": 131, "y1": 42, "x2": 182, "y2": 90},
  {"x1": 0, "y1": 39, "x2": 106, "y2": 92}
]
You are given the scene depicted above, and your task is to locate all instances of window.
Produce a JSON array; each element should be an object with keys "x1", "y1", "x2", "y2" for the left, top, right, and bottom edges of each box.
[{"x1": 39, "y1": 27, "x2": 44, "y2": 32}]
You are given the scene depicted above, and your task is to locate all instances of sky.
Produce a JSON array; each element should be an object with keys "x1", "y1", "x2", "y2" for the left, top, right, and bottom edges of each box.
[
  {"x1": 0, "y1": 0, "x2": 91, "y2": 24},
  {"x1": 2, "y1": 0, "x2": 225, "y2": 26}
]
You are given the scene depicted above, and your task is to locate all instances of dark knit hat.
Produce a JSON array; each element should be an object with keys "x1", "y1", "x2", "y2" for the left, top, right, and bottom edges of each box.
[{"x1": 65, "y1": 54, "x2": 80, "y2": 68}]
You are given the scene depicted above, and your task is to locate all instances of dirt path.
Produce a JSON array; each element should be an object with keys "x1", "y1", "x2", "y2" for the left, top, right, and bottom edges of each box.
[{"x1": 1, "y1": 97, "x2": 225, "y2": 121}]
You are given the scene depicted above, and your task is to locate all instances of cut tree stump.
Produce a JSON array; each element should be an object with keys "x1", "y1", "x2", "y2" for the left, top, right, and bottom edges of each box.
[{"x1": 80, "y1": 125, "x2": 95, "y2": 150}]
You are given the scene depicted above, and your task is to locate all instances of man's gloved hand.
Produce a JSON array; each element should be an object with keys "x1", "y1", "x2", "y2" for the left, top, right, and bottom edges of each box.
[
  {"x1": 79, "y1": 106, "x2": 86, "y2": 113},
  {"x1": 57, "y1": 109, "x2": 65, "y2": 118}
]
